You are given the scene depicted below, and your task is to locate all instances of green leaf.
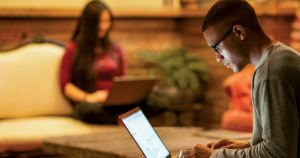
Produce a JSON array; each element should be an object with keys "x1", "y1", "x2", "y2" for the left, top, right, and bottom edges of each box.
[
  {"x1": 187, "y1": 61, "x2": 209, "y2": 73},
  {"x1": 161, "y1": 59, "x2": 173, "y2": 72},
  {"x1": 187, "y1": 71, "x2": 200, "y2": 91},
  {"x1": 166, "y1": 78, "x2": 176, "y2": 87},
  {"x1": 174, "y1": 57, "x2": 185, "y2": 68},
  {"x1": 178, "y1": 47, "x2": 186, "y2": 59},
  {"x1": 147, "y1": 68, "x2": 158, "y2": 76},
  {"x1": 134, "y1": 47, "x2": 210, "y2": 91},
  {"x1": 157, "y1": 49, "x2": 174, "y2": 60},
  {"x1": 201, "y1": 73, "x2": 210, "y2": 81},
  {"x1": 173, "y1": 68, "x2": 189, "y2": 89},
  {"x1": 185, "y1": 53, "x2": 200, "y2": 61},
  {"x1": 134, "y1": 51, "x2": 156, "y2": 60}
]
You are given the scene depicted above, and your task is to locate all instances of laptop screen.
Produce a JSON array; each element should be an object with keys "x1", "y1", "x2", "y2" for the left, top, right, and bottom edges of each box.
[{"x1": 120, "y1": 107, "x2": 170, "y2": 158}]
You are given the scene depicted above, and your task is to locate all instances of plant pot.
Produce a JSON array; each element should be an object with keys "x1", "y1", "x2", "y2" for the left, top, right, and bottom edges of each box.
[{"x1": 164, "y1": 87, "x2": 196, "y2": 106}]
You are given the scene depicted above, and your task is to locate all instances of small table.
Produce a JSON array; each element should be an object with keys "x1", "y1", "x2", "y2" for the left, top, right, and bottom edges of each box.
[{"x1": 43, "y1": 127, "x2": 218, "y2": 158}]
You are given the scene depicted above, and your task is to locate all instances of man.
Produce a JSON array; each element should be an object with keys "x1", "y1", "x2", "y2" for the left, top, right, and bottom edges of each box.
[{"x1": 179, "y1": 0, "x2": 300, "y2": 157}]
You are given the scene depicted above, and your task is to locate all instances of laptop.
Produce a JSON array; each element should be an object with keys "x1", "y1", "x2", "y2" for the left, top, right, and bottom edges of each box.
[
  {"x1": 119, "y1": 106, "x2": 178, "y2": 158},
  {"x1": 103, "y1": 75, "x2": 159, "y2": 106}
]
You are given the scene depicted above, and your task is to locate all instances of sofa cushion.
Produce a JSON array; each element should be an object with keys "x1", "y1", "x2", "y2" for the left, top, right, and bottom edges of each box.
[
  {"x1": 0, "y1": 116, "x2": 122, "y2": 151},
  {"x1": 0, "y1": 43, "x2": 73, "y2": 118}
]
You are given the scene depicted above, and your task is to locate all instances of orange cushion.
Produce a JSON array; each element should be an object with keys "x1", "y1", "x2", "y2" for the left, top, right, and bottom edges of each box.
[{"x1": 221, "y1": 110, "x2": 253, "y2": 132}]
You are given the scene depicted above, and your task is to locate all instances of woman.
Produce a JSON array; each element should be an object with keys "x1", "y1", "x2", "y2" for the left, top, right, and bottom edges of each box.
[{"x1": 60, "y1": 1, "x2": 126, "y2": 124}]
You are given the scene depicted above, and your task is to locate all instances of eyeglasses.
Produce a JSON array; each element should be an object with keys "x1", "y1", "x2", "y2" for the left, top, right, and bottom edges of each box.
[
  {"x1": 210, "y1": 27, "x2": 233, "y2": 55},
  {"x1": 211, "y1": 24, "x2": 244, "y2": 55}
]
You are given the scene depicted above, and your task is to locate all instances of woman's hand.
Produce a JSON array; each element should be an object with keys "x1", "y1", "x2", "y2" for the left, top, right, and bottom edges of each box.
[
  {"x1": 64, "y1": 83, "x2": 108, "y2": 103},
  {"x1": 85, "y1": 90, "x2": 108, "y2": 104}
]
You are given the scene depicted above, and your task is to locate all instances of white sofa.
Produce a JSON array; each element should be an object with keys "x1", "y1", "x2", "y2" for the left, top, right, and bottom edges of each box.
[{"x1": 0, "y1": 42, "x2": 120, "y2": 153}]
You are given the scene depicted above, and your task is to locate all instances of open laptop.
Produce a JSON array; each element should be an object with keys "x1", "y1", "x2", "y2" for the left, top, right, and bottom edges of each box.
[
  {"x1": 119, "y1": 107, "x2": 178, "y2": 158},
  {"x1": 102, "y1": 76, "x2": 159, "y2": 106}
]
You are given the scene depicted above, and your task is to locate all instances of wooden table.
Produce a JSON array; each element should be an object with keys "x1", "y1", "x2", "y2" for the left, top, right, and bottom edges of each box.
[{"x1": 43, "y1": 127, "x2": 219, "y2": 158}]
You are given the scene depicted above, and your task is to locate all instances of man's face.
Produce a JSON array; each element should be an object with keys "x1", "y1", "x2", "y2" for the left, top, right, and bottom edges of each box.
[{"x1": 203, "y1": 26, "x2": 247, "y2": 73}]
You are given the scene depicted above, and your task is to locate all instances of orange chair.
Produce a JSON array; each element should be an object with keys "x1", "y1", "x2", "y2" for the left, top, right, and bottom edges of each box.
[{"x1": 221, "y1": 66, "x2": 255, "y2": 132}]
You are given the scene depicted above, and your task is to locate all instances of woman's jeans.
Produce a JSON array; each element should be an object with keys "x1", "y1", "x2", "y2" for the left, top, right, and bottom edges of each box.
[{"x1": 74, "y1": 100, "x2": 166, "y2": 125}]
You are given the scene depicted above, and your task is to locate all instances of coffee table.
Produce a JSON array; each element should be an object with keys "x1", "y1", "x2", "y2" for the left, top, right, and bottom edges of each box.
[{"x1": 43, "y1": 127, "x2": 219, "y2": 158}]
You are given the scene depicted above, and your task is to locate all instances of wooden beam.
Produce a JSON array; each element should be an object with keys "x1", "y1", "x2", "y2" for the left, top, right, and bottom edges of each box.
[{"x1": 0, "y1": 4, "x2": 297, "y2": 19}]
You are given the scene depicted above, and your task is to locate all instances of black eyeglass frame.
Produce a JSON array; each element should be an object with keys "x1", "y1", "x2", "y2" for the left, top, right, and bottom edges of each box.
[{"x1": 211, "y1": 24, "x2": 245, "y2": 55}]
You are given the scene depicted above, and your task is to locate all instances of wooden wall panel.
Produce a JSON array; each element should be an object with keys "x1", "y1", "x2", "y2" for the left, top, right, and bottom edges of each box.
[
  {"x1": 0, "y1": 19, "x2": 76, "y2": 33},
  {"x1": 259, "y1": 16, "x2": 294, "y2": 45},
  {"x1": 0, "y1": 18, "x2": 77, "y2": 49},
  {"x1": 0, "y1": 15, "x2": 295, "y2": 128},
  {"x1": 112, "y1": 19, "x2": 178, "y2": 32}
]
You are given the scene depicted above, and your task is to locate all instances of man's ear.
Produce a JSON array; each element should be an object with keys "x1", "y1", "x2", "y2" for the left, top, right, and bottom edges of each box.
[{"x1": 233, "y1": 25, "x2": 246, "y2": 40}]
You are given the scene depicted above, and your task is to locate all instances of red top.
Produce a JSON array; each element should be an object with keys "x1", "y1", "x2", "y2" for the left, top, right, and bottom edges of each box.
[{"x1": 60, "y1": 41, "x2": 126, "y2": 92}]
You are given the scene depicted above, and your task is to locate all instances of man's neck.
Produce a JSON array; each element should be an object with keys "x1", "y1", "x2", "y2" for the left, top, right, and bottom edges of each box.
[{"x1": 249, "y1": 33, "x2": 277, "y2": 66}]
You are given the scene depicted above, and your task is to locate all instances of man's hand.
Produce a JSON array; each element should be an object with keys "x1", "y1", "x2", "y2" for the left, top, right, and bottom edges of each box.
[
  {"x1": 206, "y1": 138, "x2": 250, "y2": 150},
  {"x1": 179, "y1": 143, "x2": 214, "y2": 158}
]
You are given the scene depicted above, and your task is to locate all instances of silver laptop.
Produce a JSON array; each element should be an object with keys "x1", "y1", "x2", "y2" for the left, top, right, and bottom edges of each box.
[{"x1": 119, "y1": 107, "x2": 178, "y2": 158}]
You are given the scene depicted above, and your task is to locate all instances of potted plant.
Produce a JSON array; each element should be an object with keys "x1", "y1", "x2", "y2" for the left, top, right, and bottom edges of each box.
[{"x1": 135, "y1": 47, "x2": 209, "y2": 107}]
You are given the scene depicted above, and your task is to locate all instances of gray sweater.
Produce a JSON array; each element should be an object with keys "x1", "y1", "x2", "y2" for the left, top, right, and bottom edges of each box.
[{"x1": 211, "y1": 42, "x2": 300, "y2": 158}]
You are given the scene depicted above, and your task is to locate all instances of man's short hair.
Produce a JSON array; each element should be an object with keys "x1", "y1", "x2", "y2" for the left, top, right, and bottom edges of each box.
[{"x1": 202, "y1": 0, "x2": 263, "y2": 33}]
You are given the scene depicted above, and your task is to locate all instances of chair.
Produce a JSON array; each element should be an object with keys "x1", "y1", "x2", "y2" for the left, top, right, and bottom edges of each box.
[{"x1": 221, "y1": 65, "x2": 255, "y2": 132}]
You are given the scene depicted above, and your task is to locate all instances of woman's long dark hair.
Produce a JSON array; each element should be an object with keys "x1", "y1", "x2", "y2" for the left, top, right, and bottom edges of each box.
[{"x1": 71, "y1": 0, "x2": 113, "y2": 93}]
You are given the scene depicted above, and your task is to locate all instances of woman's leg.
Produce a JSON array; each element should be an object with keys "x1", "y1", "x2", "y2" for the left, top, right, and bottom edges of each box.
[{"x1": 74, "y1": 102, "x2": 118, "y2": 124}]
